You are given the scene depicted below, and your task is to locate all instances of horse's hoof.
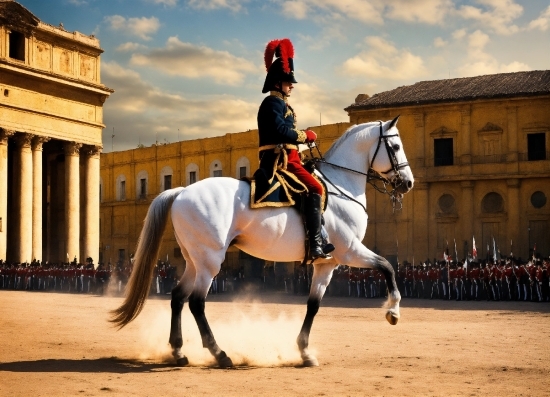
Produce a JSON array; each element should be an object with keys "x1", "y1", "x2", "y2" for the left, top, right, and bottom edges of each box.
[
  {"x1": 217, "y1": 356, "x2": 234, "y2": 368},
  {"x1": 386, "y1": 311, "x2": 399, "y2": 325},
  {"x1": 302, "y1": 356, "x2": 319, "y2": 367},
  {"x1": 176, "y1": 356, "x2": 189, "y2": 366}
]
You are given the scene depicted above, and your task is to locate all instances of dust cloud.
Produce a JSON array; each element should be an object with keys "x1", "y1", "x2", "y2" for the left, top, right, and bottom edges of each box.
[{"x1": 133, "y1": 297, "x2": 310, "y2": 367}]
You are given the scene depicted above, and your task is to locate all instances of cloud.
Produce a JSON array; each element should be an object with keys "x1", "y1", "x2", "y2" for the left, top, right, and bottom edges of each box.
[
  {"x1": 278, "y1": 0, "x2": 454, "y2": 25},
  {"x1": 104, "y1": 15, "x2": 160, "y2": 40},
  {"x1": 433, "y1": 37, "x2": 447, "y2": 47},
  {"x1": 278, "y1": 0, "x2": 384, "y2": 24},
  {"x1": 186, "y1": 0, "x2": 248, "y2": 12},
  {"x1": 456, "y1": 30, "x2": 530, "y2": 77},
  {"x1": 101, "y1": 62, "x2": 258, "y2": 150},
  {"x1": 452, "y1": 28, "x2": 467, "y2": 40},
  {"x1": 67, "y1": 0, "x2": 88, "y2": 5},
  {"x1": 457, "y1": 0, "x2": 523, "y2": 35},
  {"x1": 144, "y1": 0, "x2": 178, "y2": 6},
  {"x1": 116, "y1": 42, "x2": 148, "y2": 52},
  {"x1": 384, "y1": 0, "x2": 453, "y2": 25},
  {"x1": 527, "y1": 5, "x2": 550, "y2": 31},
  {"x1": 130, "y1": 36, "x2": 259, "y2": 85},
  {"x1": 341, "y1": 36, "x2": 428, "y2": 81}
]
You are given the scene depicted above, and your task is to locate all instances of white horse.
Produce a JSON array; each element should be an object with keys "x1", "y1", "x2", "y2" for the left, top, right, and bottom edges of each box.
[{"x1": 111, "y1": 116, "x2": 414, "y2": 367}]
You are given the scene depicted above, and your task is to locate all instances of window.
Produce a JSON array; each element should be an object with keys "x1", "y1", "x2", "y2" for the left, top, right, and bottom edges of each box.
[
  {"x1": 482, "y1": 192, "x2": 504, "y2": 213},
  {"x1": 527, "y1": 133, "x2": 546, "y2": 161},
  {"x1": 9, "y1": 30, "x2": 25, "y2": 61},
  {"x1": 434, "y1": 138, "x2": 453, "y2": 166},
  {"x1": 118, "y1": 249, "x2": 125, "y2": 262},
  {"x1": 213, "y1": 170, "x2": 222, "y2": 177},
  {"x1": 120, "y1": 181, "x2": 126, "y2": 200},
  {"x1": 239, "y1": 166, "x2": 247, "y2": 178},
  {"x1": 164, "y1": 175, "x2": 172, "y2": 190},
  {"x1": 189, "y1": 171, "x2": 196, "y2": 184},
  {"x1": 140, "y1": 178, "x2": 147, "y2": 199}
]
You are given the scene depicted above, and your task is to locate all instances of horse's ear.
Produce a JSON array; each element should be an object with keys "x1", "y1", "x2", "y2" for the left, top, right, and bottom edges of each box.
[{"x1": 388, "y1": 115, "x2": 400, "y2": 130}]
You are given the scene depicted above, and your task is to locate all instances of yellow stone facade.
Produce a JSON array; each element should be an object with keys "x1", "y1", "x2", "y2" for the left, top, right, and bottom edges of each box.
[
  {"x1": 348, "y1": 93, "x2": 550, "y2": 263},
  {"x1": 0, "y1": 1, "x2": 112, "y2": 263},
  {"x1": 100, "y1": 77, "x2": 550, "y2": 267}
]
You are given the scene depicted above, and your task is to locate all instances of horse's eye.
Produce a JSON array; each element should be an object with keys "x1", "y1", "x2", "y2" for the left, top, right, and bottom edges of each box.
[{"x1": 392, "y1": 144, "x2": 400, "y2": 151}]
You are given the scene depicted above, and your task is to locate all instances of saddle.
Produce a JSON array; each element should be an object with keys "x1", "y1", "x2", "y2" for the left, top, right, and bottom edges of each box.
[{"x1": 244, "y1": 143, "x2": 326, "y2": 211}]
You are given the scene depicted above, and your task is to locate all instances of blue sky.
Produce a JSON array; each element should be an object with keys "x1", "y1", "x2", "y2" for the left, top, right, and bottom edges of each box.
[{"x1": 17, "y1": 0, "x2": 550, "y2": 152}]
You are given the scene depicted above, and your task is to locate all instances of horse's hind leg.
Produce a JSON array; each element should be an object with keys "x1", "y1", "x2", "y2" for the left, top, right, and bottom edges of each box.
[
  {"x1": 188, "y1": 264, "x2": 233, "y2": 368},
  {"x1": 297, "y1": 262, "x2": 336, "y2": 367},
  {"x1": 169, "y1": 262, "x2": 196, "y2": 366}
]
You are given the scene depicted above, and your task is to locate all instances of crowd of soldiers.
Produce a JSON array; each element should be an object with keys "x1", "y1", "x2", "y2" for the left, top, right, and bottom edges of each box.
[
  {"x1": 396, "y1": 257, "x2": 550, "y2": 302},
  {"x1": 284, "y1": 256, "x2": 550, "y2": 303},
  {"x1": 0, "y1": 259, "x2": 179, "y2": 297},
  {"x1": 2, "y1": 255, "x2": 549, "y2": 303}
]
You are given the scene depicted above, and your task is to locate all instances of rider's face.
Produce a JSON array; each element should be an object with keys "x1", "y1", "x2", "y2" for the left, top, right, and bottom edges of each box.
[{"x1": 280, "y1": 81, "x2": 293, "y2": 96}]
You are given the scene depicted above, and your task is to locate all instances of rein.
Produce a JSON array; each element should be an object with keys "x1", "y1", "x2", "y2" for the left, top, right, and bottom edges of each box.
[{"x1": 308, "y1": 121, "x2": 407, "y2": 212}]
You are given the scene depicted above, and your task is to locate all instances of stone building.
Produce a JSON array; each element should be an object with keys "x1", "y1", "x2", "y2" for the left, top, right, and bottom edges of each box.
[
  {"x1": 100, "y1": 70, "x2": 550, "y2": 272},
  {"x1": 345, "y1": 70, "x2": 550, "y2": 263},
  {"x1": 0, "y1": 0, "x2": 112, "y2": 264}
]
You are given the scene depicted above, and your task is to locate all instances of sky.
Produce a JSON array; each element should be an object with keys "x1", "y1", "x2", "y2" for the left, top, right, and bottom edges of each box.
[{"x1": 17, "y1": 0, "x2": 550, "y2": 152}]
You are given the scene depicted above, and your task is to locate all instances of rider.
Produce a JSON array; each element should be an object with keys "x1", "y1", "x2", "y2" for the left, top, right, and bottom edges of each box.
[{"x1": 257, "y1": 38, "x2": 333, "y2": 260}]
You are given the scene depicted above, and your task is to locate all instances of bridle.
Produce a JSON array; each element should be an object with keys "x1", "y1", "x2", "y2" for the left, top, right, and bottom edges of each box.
[{"x1": 309, "y1": 121, "x2": 409, "y2": 212}]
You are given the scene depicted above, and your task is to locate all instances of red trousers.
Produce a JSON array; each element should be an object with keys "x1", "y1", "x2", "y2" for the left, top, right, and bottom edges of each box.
[{"x1": 286, "y1": 150, "x2": 323, "y2": 195}]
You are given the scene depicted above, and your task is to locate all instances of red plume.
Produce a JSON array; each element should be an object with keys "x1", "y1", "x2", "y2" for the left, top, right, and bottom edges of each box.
[
  {"x1": 264, "y1": 39, "x2": 280, "y2": 71},
  {"x1": 277, "y1": 38, "x2": 294, "y2": 74},
  {"x1": 264, "y1": 38, "x2": 295, "y2": 72}
]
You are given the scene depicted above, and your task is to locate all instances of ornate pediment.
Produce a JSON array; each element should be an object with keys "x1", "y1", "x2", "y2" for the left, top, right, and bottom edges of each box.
[
  {"x1": 478, "y1": 122, "x2": 503, "y2": 136},
  {"x1": 430, "y1": 126, "x2": 457, "y2": 137},
  {"x1": 479, "y1": 122, "x2": 502, "y2": 132}
]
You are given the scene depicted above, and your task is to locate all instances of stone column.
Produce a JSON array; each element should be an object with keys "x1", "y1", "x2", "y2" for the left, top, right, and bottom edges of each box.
[
  {"x1": 460, "y1": 107, "x2": 472, "y2": 165},
  {"x1": 15, "y1": 133, "x2": 34, "y2": 263},
  {"x1": 82, "y1": 145, "x2": 101, "y2": 266},
  {"x1": 461, "y1": 180, "x2": 475, "y2": 255},
  {"x1": 31, "y1": 136, "x2": 49, "y2": 261},
  {"x1": 413, "y1": 182, "x2": 429, "y2": 259},
  {"x1": 65, "y1": 142, "x2": 82, "y2": 263},
  {"x1": 0, "y1": 129, "x2": 15, "y2": 261},
  {"x1": 507, "y1": 178, "x2": 520, "y2": 257}
]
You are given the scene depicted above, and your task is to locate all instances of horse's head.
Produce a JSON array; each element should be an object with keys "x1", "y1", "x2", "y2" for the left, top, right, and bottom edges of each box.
[{"x1": 369, "y1": 116, "x2": 414, "y2": 195}]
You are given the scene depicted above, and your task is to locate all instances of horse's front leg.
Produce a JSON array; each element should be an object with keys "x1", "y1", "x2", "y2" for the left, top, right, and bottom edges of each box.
[
  {"x1": 297, "y1": 262, "x2": 336, "y2": 367},
  {"x1": 343, "y1": 241, "x2": 401, "y2": 325}
]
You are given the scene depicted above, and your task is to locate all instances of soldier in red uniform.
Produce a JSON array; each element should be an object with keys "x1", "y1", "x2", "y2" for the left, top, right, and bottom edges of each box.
[
  {"x1": 456, "y1": 263, "x2": 465, "y2": 301},
  {"x1": 469, "y1": 262, "x2": 480, "y2": 300},
  {"x1": 404, "y1": 264, "x2": 413, "y2": 298}
]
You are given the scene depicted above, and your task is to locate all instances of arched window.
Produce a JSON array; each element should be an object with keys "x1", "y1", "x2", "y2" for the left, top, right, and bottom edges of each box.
[
  {"x1": 115, "y1": 174, "x2": 126, "y2": 201},
  {"x1": 438, "y1": 194, "x2": 456, "y2": 214},
  {"x1": 235, "y1": 156, "x2": 251, "y2": 179},
  {"x1": 481, "y1": 192, "x2": 504, "y2": 213},
  {"x1": 136, "y1": 170, "x2": 148, "y2": 200},
  {"x1": 209, "y1": 160, "x2": 223, "y2": 177},
  {"x1": 185, "y1": 163, "x2": 199, "y2": 186},
  {"x1": 160, "y1": 165, "x2": 173, "y2": 191}
]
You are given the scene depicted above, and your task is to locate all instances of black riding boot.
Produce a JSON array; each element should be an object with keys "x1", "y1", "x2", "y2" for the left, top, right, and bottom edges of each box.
[{"x1": 305, "y1": 193, "x2": 334, "y2": 260}]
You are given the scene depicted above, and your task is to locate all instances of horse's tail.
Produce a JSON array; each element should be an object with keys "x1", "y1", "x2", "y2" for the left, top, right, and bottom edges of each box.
[{"x1": 110, "y1": 186, "x2": 185, "y2": 329}]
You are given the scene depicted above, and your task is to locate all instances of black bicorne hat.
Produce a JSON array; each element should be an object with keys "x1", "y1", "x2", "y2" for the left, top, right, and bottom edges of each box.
[{"x1": 262, "y1": 38, "x2": 297, "y2": 93}]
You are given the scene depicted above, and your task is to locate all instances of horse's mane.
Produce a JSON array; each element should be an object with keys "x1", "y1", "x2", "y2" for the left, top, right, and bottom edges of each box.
[{"x1": 324, "y1": 121, "x2": 382, "y2": 158}]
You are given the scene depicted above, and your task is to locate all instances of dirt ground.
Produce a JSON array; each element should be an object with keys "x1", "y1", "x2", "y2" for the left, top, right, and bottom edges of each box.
[{"x1": 0, "y1": 290, "x2": 549, "y2": 397}]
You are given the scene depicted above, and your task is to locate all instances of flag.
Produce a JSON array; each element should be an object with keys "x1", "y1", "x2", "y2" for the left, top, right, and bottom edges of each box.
[
  {"x1": 533, "y1": 243, "x2": 537, "y2": 260},
  {"x1": 510, "y1": 239, "x2": 513, "y2": 257},
  {"x1": 444, "y1": 240, "x2": 450, "y2": 262},
  {"x1": 472, "y1": 236, "x2": 477, "y2": 259},
  {"x1": 492, "y1": 237, "x2": 497, "y2": 263},
  {"x1": 454, "y1": 239, "x2": 458, "y2": 262}
]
